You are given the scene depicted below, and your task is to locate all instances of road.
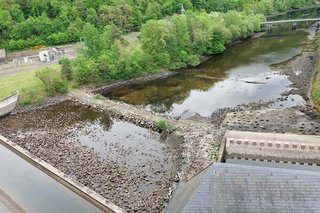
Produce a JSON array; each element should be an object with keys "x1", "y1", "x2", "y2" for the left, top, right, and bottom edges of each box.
[{"x1": 0, "y1": 45, "x2": 78, "y2": 78}]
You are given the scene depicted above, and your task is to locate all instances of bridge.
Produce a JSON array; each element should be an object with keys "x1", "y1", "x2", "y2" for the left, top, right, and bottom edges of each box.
[
  {"x1": 261, "y1": 18, "x2": 320, "y2": 25},
  {"x1": 261, "y1": 18, "x2": 320, "y2": 31}
]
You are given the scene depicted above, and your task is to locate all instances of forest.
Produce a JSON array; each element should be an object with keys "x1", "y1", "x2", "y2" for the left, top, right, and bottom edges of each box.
[
  {"x1": 0, "y1": 0, "x2": 317, "y2": 88},
  {"x1": 0, "y1": 0, "x2": 316, "y2": 50}
]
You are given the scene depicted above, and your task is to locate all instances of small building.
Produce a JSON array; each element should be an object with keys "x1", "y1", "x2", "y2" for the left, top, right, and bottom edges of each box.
[
  {"x1": 0, "y1": 49, "x2": 6, "y2": 63},
  {"x1": 39, "y1": 48, "x2": 64, "y2": 63}
]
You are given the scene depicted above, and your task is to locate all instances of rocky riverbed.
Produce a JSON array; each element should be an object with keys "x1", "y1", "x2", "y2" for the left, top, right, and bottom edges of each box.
[{"x1": 0, "y1": 101, "x2": 180, "y2": 212}]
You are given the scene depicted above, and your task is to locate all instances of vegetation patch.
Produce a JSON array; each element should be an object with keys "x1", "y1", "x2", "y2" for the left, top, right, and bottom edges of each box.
[
  {"x1": 156, "y1": 119, "x2": 175, "y2": 132},
  {"x1": 94, "y1": 93, "x2": 105, "y2": 100},
  {"x1": 36, "y1": 67, "x2": 68, "y2": 96},
  {"x1": 312, "y1": 55, "x2": 320, "y2": 110},
  {"x1": 0, "y1": 70, "x2": 46, "y2": 105}
]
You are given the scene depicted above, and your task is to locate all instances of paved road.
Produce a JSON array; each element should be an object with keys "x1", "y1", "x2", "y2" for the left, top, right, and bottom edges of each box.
[{"x1": 0, "y1": 45, "x2": 77, "y2": 78}]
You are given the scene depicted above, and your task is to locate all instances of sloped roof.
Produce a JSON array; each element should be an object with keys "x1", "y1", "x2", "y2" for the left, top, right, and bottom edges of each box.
[{"x1": 181, "y1": 163, "x2": 320, "y2": 212}]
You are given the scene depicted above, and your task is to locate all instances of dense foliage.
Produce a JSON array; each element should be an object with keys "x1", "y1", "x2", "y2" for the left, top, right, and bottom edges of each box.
[
  {"x1": 70, "y1": 11, "x2": 264, "y2": 83},
  {"x1": 0, "y1": 0, "x2": 316, "y2": 50}
]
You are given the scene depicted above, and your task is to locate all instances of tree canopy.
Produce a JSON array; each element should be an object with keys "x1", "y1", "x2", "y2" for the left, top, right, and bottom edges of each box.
[{"x1": 0, "y1": 0, "x2": 316, "y2": 50}]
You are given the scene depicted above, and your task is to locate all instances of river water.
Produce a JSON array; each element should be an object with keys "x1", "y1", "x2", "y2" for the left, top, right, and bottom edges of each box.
[{"x1": 104, "y1": 8, "x2": 319, "y2": 119}]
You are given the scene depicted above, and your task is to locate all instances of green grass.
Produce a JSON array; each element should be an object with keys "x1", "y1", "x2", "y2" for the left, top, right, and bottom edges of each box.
[
  {"x1": 94, "y1": 93, "x2": 105, "y2": 100},
  {"x1": 312, "y1": 58, "x2": 320, "y2": 111},
  {"x1": 0, "y1": 70, "x2": 47, "y2": 106}
]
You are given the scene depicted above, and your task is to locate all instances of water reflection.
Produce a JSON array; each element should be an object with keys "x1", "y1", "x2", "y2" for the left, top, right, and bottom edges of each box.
[{"x1": 105, "y1": 30, "x2": 308, "y2": 118}]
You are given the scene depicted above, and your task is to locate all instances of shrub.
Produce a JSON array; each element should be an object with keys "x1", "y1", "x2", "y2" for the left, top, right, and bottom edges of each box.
[
  {"x1": 47, "y1": 32, "x2": 70, "y2": 45},
  {"x1": 60, "y1": 58, "x2": 73, "y2": 81},
  {"x1": 36, "y1": 67, "x2": 68, "y2": 96},
  {"x1": 156, "y1": 119, "x2": 168, "y2": 130},
  {"x1": 72, "y1": 57, "x2": 100, "y2": 84},
  {"x1": 94, "y1": 93, "x2": 105, "y2": 100}
]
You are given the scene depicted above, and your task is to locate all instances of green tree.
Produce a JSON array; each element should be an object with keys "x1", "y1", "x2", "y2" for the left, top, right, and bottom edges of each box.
[{"x1": 60, "y1": 58, "x2": 73, "y2": 81}]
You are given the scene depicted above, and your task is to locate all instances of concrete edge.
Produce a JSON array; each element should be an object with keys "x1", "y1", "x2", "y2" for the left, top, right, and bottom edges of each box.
[
  {"x1": 217, "y1": 130, "x2": 228, "y2": 163},
  {"x1": 0, "y1": 188, "x2": 26, "y2": 213},
  {"x1": 0, "y1": 135, "x2": 126, "y2": 213}
]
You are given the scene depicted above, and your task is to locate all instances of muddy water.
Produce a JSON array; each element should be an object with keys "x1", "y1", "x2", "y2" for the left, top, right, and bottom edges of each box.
[{"x1": 104, "y1": 9, "x2": 319, "y2": 119}]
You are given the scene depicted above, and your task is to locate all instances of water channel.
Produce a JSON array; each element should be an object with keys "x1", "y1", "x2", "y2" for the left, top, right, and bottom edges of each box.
[
  {"x1": 0, "y1": 143, "x2": 103, "y2": 213},
  {"x1": 104, "y1": 8, "x2": 320, "y2": 120}
]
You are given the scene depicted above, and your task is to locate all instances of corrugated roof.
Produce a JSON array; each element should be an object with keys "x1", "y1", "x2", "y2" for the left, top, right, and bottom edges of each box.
[{"x1": 182, "y1": 163, "x2": 320, "y2": 213}]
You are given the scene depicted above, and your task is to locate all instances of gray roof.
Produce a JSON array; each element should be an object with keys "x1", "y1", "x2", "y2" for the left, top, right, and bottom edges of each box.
[{"x1": 181, "y1": 163, "x2": 320, "y2": 213}]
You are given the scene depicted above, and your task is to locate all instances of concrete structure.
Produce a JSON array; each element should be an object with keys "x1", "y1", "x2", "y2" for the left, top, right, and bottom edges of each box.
[
  {"x1": 0, "y1": 49, "x2": 6, "y2": 63},
  {"x1": 168, "y1": 130, "x2": 320, "y2": 212},
  {"x1": 0, "y1": 92, "x2": 18, "y2": 117},
  {"x1": 181, "y1": 163, "x2": 320, "y2": 212},
  {"x1": 261, "y1": 18, "x2": 320, "y2": 25},
  {"x1": 39, "y1": 48, "x2": 64, "y2": 62},
  {"x1": 261, "y1": 18, "x2": 320, "y2": 32},
  {"x1": 0, "y1": 135, "x2": 125, "y2": 213},
  {"x1": 223, "y1": 130, "x2": 320, "y2": 165}
]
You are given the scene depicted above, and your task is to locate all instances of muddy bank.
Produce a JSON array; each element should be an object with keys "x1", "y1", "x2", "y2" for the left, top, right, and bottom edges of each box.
[
  {"x1": 93, "y1": 71, "x2": 178, "y2": 95},
  {"x1": 274, "y1": 50, "x2": 317, "y2": 101},
  {"x1": 0, "y1": 101, "x2": 179, "y2": 212}
]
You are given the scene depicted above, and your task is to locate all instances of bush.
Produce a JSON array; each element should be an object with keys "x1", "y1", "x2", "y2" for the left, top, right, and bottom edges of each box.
[
  {"x1": 36, "y1": 67, "x2": 68, "y2": 96},
  {"x1": 72, "y1": 57, "x2": 100, "y2": 84},
  {"x1": 156, "y1": 119, "x2": 168, "y2": 130},
  {"x1": 94, "y1": 93, "x2": 105, "y2": 100},
  {"x1": 47, "y1": 32, "x2": 70, "y2": 45},
  {"x1": 7, "y1": 38, "x2": 46, "y2": 51},
  {"x1": 59, "y1": 58, "x2": 73, "y2": 81}
]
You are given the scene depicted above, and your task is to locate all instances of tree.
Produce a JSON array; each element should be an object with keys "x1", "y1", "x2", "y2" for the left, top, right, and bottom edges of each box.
[{"x1": 60, "y1": 58, "x2": 73, "y2": 81}]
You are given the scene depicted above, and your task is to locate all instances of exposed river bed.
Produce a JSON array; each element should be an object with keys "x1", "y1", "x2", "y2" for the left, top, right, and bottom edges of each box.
[{"x1": 0, "y1": 101, "x2": 178, "y2": 212}]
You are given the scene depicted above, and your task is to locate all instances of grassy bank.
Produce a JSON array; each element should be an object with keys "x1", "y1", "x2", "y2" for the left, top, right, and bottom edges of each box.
[
  {"x1": 0, "y1": 65, "x2": 60, "y2": 106},
  {"x1": 312, "y1": 53, "x2": 320, "y2": 110}
]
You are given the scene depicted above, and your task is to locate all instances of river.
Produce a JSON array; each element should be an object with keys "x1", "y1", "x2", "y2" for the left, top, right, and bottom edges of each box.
[{"x1": 104, "y1": 8, "x2": 320, "y2": 120}]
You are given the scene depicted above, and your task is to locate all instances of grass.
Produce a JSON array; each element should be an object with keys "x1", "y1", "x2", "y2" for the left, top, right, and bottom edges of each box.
[
  {"x1": 0, "y1": 65, "x2": 60, "y2": 106},
  {"x1": 94, "y1": 93, "x2": 105, "y2": 100},
  {"x1": 312, "y1": 58, "x2": 320, "y2": 111},
  {"x1": 156, "y1": 119, "x2": 175, "y2": 132}
]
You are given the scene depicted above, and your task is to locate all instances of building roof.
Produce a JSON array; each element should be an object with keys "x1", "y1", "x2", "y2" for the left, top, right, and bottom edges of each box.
[{"x1": 181, "y1": 163, "x2": 320, "y2": 212}]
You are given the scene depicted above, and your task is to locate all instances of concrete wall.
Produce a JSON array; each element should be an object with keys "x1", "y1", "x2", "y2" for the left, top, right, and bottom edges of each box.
[
  {"x1": 0, "y1": 93, "x2": 18, "y2": 117},
  {"x1": 0, "y1": 135, "x2": 126, "y2": 213}
]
